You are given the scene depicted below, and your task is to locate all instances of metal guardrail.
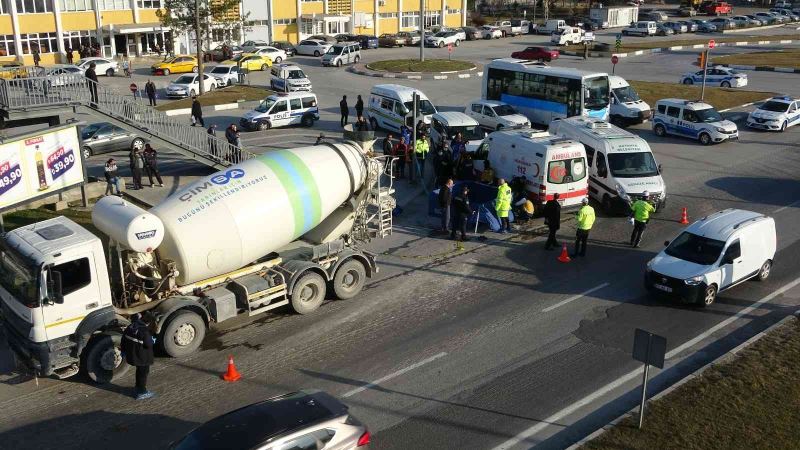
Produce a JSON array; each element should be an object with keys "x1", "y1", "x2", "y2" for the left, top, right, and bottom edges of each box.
[{"x1": 0, "y1": 73, "x2": 255, "y2": 166}]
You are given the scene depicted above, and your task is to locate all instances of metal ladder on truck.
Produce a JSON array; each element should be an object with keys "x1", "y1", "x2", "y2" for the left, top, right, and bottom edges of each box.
[{"x1": 352, "y1": 155, "x2": 396, "y2": 241}]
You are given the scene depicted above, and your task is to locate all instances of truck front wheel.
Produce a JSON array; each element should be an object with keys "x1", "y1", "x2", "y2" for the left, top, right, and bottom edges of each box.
[
  {"x1": 160, "y1": 310, "x2": 206, "y2": 357},
  {"x1": 83, "y1": 332, "x2": 130, "y2": 384},
  {"x1": 291, "y1": 272, "x2": 327, "y2": 314},
  {"x1": 333, "y1": 260, "x2": 367, "y2": 300}
]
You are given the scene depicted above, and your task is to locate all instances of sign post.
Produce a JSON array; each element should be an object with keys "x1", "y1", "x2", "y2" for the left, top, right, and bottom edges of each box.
[
  {"x1": 632, "y1": 328, "x2": 667, "y2": 429},
  {"x1": 700, "y1": 40, "x2": 714, "y2": 101},
  {"x1": 615, "y1": 33, "x2": 622, "y2": 52},
  {"x1": 611, "y1": 55, "x2": 619, "y2": 75},
  {"x1": 447, "y1": 43, "x2": 453, "y2": 60}
]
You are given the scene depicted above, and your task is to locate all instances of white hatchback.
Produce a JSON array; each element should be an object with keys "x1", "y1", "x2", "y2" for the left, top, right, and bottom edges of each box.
[
  {"x1": 295, "y1": 39, "x2": 332, "y2": 57},
  {"x1": 166, "y1": 73, "x2": 217, "y2": 98},
  {"x1": 465, "y1": 99, "x2": 530, "y2": 130},
  {"x1": 206, "y1": 64, "x2": 240, "y2": 87},
  {"x1": 77, "y1": 57, "x2": 118, "y2": 77},
  {"x1": 253, "y1": 46, "x2": 288, "y2": 64}
]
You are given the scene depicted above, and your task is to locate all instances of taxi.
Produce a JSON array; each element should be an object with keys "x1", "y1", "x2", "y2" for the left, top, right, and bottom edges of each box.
[
  {"x1": 679, "y1": 66, "x2": 748, "y2": 88},
  {"x1": 151, "y1": 55, "x2": 198, "y2": 75},
  {"x1": 222, "y1": 53, "x2": 273, "y2": 71},
  {"x1": 0, "y1": 61, "x2": 26, "y2": 79},
  {"x1": 746, "y1": 96, "x2": 800, "y2": 132}
]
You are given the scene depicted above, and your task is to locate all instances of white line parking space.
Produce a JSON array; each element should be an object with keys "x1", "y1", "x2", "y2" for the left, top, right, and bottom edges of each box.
[{"x1": 342, "y1": 352, "x2": 448, "y2": 398}]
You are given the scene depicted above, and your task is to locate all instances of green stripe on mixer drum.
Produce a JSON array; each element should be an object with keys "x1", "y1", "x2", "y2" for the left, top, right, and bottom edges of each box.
[{"x1": 257, "y1": 150, "x2": 322, "y2": 236}]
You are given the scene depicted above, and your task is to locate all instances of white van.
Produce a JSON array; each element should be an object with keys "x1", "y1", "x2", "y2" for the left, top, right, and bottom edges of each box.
[
  {"x1": 548, "y1": 117, "x2": 665, "y2": 214},
  {"x1": 270, "y1": 64, "x2": 312, "y2": 92},
  {"x1": 653, "y1": 98, "x2": 738, "y2": 145},
  {"x1": 609, "y1": 75, "x2": 651, "y2": 127},
  {"x1": 366, "y1": 84, "x2": 437, "y2": 132},
  {"x1": 646, "y1": 209, "x2": 776, "y2": 307},
  {"x1": 239, "y1": 92, "x2": 319, "y2": 131},
  {"x1": 538, "y1": 19, "x2": 567, "y2": 35},
  {"x1": 622, "y1": 21, "x2": 657, "y2": 36},
  {"x1": 473, "y1": 129, "x2": 589, "y2": 208},
  {"x1": 550, "y1": 27, "x2": 584, "y2": 45},
  {"x1": 321, "y1": 42, "x2": 361, "y2": 67},
  {"x1": 429, "y1": 112, "x2": 487, "y2": 152}
]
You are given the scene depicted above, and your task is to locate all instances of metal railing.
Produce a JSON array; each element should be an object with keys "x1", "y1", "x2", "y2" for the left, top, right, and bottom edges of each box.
[{"x1": 0, "y1": 72, "x2": 255, "y2": 166}]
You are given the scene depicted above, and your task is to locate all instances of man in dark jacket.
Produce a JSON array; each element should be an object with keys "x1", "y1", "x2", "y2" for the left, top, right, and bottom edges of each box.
[
  {"x1": 340, "y1": 95, "x2": 349, "y2": 127},
  {"x1": 355, "y1": 94, "x2": 364, "y2": 120},
  {"x1": 382, "y1": 133, "x2": 394, "y2": 155},
  {"x1": 145, "y1": 79, "x2": 157, "y2": 106},
  {"x1": 451, "y1": 184, "x2": 473, "y2": 241},
  {"x1": 433, "y1": 145, "x2": 453, "y2": 186},
  {"x1": 142, "y1": 144, "x2": 163, "y2": 187},
  {"x1": 543, "y1": 193, "x2": 561, "y2": 250},
  {"x1": 122, "y1": 314, "x2": 155, "y2": 400},
  {"x1": 129, "y1": 148, "x2": 144, "y2": 190},
  {"x1": 438, "y1": 178, "x2": 453, "y2": 233},
  {"x1": 191, "y1": 97, "x2": 204, "y2": 126},
  {"x1": 85, "y1": 63, "x2": 99, "y2": 107},
  {"x1": 207, "y1": 124, "x2": 218, "y2": 158}
]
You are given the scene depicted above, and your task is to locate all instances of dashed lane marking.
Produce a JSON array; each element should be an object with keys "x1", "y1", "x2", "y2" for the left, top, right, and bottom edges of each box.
[
  {"x1": 342, "y1": 352, "x2": 448, "y2": 398},
  {"x1": 541, "y1": 282, "x2": 612, "y2": 313}
]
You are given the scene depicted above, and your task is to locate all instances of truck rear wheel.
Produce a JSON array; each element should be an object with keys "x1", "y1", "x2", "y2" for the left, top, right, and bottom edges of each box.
[
  {"x1": 160, "y1": 310, "x2": 206, "y2": 357},
  {"x1": 83, "y1": 332, "x2": 130, "y2": 384},
  {"x1": 333, "y1": 260, "x2": 367, "y2": 300},
  {"x1": 291, "y1": 272, "x2": 327, "y2": 314}
]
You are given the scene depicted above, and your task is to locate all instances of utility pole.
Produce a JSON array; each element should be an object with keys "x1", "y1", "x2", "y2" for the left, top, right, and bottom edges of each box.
[
  {"x1": 700, "y1": 50, "x2": 708, "y2": 101},
  {"x1": 195, "y1": 0, "x2": 205, "y2": 94},
  {"x1": 419, "y1": 0, "x2": 425, "y2": 62}
]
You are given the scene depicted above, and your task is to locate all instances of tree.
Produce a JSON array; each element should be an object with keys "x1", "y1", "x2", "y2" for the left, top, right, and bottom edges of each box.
[{"x1": 157, "y1": 0, "x2": 248, "y2": 95}]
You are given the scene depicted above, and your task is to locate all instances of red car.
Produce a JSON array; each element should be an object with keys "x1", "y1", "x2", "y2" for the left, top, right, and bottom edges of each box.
[{"x1": 511, "y1": 46, "x2": 559, "y2": 62}]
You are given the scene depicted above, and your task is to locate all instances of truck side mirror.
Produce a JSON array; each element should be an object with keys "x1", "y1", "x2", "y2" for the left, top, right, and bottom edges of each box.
[
  {"x1": 658, "y1": 164, "x2": 663, "y2": 174},
  {"x1": 49, "y1": 269, "x2": 64, "y2": 304}
]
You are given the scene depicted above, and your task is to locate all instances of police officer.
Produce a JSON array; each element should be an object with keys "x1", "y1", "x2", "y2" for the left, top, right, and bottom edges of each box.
[
  {"x1": 495, "y1": 178, "x2": 512, "y2": 233},
  {"x1": 573, "y1": 197, "x2": 595, "y2": 257},
  {"x1": 122, "y1": 313, "x2": 155, "y2": 400},
  {"x1": 630, "y1": 191, "x2": 656, "y2": 248},
  {"x1": 413, "y1": 133, "x2": 429, "y2": 178}
]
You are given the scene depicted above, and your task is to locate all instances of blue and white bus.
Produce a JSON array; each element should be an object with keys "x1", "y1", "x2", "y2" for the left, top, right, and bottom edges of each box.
[{"x1": 482, "y1": 59, "x2": 610, "y2": 126}]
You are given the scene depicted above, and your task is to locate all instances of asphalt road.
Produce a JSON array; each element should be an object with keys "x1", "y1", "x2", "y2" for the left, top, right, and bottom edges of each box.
[{"x1": 2, "y1": 23, "x2": 800, "y2": 450}]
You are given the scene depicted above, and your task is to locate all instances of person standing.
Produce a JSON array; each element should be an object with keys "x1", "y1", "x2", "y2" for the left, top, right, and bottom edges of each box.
[
  {"x1": 495, "y1": 178, "x2": 512, "y2": 233},
  {"x1": 573, "y1": 197, "x2": 596, "y2": 257},
  {"x1": 451, "y1": 184, "x2": 473, "y2": 241},
  {"x1": 207, "y1": 124, "x2": 219, "y2": 158},
  {"x1": 122, "y1": 58, "x2": 131, "y2": 77},
  {"x1": 340, "y1": 95, "x2": 349, "y2": 127},
  {"x1": 450, "y1": 132, "x2": 466, "y2": 163},
  {"x1": 382, "y1": 133, "x2": 394, "y2": 155},
  {"x1": 104, "y1": 158, "x2": 122, "y2": 196},
  {"x1": 438, "y1": 178, "x2": 453, "y2": 233},
  {"x1": 129, "y1": 148, "x2": 144, "y2": 190},
  {"x1": 433, "y1": 143, "x2": 452, "y2": 186},
  {"x1": 122, "y1": 313, "x2": 155, "y2": 400},
  {"x1": 86, "y1": 63, "x2": 99, "y2": 107},
  {"x1": 630, "y1": 191, "x2": 655, "y2": 248},
  {"x1": 142, "y1": 144, "x2": 164, "y2": 187},
  {"x1": 393, "y1": 137, "x2": 408, "y2": 179},
  {"x1": 145, "y1": 79, "x2": 157, "y2": 106},
  {"x1": 191, "y1": 97, "x2": 204, "y2": 127},
  {"x1": 543, "y1": 193, "x2": 562, "y2": 250},
  {"x1": 413, "y1": 133, "x2": 429, "y2": 178},
  {"x1": 65, "y1": 45, "x2": 73, "y2": 64},
  {"x1": 32, "y1": 47, "x2": 41, "y2": 66},
  {"x1": 355, "y1": 94, "x2": 364, "y2": 120}
]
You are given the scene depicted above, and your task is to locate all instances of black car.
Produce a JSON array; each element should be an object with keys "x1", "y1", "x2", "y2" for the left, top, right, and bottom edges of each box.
[
  {"x1": 81, "y1": 122, "x2": 146, "y2": 159},
  {"x1": 271, "y1": 41, "x2": 296, "y2": 57},
  {"x1": 356, "y1": 34, "x2": 379, "y2": 49}
]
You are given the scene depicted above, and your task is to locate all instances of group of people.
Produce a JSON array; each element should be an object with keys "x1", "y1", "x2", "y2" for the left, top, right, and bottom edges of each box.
[{"x1": 103, "y1": 144, "x2": 164, "y2": 194}]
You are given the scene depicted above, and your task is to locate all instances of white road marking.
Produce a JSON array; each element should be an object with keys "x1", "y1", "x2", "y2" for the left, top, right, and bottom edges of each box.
[
  {"x1": 541, "y1": 283, "x2": 611, "y2": 313},
  {"x1": 342, "y1": 352, "x2": 448, "y2": 398},
  {"x1": 491, "y1": 276, "x2": 800, "y2": 450},
  {"x1": 774, "y1": 199, "x2": 800, "y2": 214}
]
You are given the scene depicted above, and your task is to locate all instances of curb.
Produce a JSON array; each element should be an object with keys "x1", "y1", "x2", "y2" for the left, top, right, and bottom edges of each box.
[
  {"x1": 164, "y1": 101, "x2": 243, "y2": 116},
  {"x1": 567, "y1": 312, "x2": 800, "y2": 450},
  {"x1": 715, "y1": 63, "x2": 800, "y2": 73},
  {"x1": 718, "y1": 96, "x2": 773, "y2": 113},
  {"x1": 561, "y1": 39, "x2": 797, "y2": 62},
  {"x1": 347, "y1": 63, "x2": 483, "y2": 80}
]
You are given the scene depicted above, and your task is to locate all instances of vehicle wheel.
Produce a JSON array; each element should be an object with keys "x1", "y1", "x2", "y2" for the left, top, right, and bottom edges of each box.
[
  {"x1": 227, "y1": 79, "x2": 233, "y2": 86},
  {"x1": 699, "y1": 284, "x2": 717, "y2": 307},
  {"x1": 333, "y1": 259, "x2": 367, "y2": 300},
  {"x1": 106, "y1": 68, "x2": 115, "y2": 77},
  {"x1": 683, "y1": 78, "x2": 693, "y2": 85},
  {"x1": 209, "y1": 83, "x2": 215, "y2": 91},
  {"x1": 275, "y1": 57, "x2": 282, "y2": 63},
  {"x1": 258, "y1": 121, "x2": 271, "y2": 131},
  {"x1": 369, "y1": 117, "x2": 378, "y2": 130},
  {"x1": 131, "y1": 138, "x2": 145, "y2": 151},
  {"x1": 455, "y1": 40, "x2": 460, "y2": 47},
  {"x1": 83, "y1": 332, "x2": 130, "y2": 384},
  {"x1": 82, "y1": 146, "x2": 93, "y2": 159},
  {"x1": 290, "y1": 272, "x2": 327, "y2": 314},
  {"x1": 159, "y1": 310, "x2": 206, "y2": 357},
  {"x1": 189, "y1": 89, "x2": 196, "y2": 97},
  {"x1": 654, "y1": 123, "x2": 667, "y2": 137},
  {"x1": 602, "y1": 195, "x2": 614, "y2": 213},
  {"x1": 610, "y1": 115, "x2": 624, "y2": 127},
  {"x1": 336, "y1": 59, "x2": 342, "y2": 67},
  {"x1": 622, "y1": 30, "x2": 628, "y2": 36},
  {"x1": 191, "y1": 66, "x2": 198, "y2": 73},
  {"x1": 756, "y1": 260, "x2": 772, "y2": 281},
  {"x1": 496, "y1": 124, "x2": 504, "y2": 131},
  {"x1": 780, "y1": 120, "x2": 788, "y2": 132},
  {"x1": 314, "y1": 50, "x2": 321, "y2": 57},
  {"x1": 720, "y1": 81, "x2": 731, "y2": 88},
  {"x1": 354, "y1": 55, "x2": 360, "y2": 63},
  {"x1": 699, "y1": 132, "x2": 712, "y2": 145},
  {"x1": 484, "y1": 35, "x2": 491, "y2": 40},
  {"x1": 301, "y1": 114, "x2": 314, "y2": 127},
  {"x1": 162, "y1": 68, "x2": 170, "y2": 76}
]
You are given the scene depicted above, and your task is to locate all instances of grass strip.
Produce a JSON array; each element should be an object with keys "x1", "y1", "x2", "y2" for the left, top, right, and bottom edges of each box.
[
  {"x1": 366, "y1": 59, "x2": 475, "y2": 73},
  {"x1": 713, "y1": 48, "x2": 800, "y2": 69},
  {"x1": 155, "y1": 85, "x2": 271, "y2": 111},
  {"x1": 629, "y1": 80, "x2": 773, "y2": 110}
]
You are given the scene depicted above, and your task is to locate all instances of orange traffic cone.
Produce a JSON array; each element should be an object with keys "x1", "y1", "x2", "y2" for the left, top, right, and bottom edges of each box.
[
  {"x1": 558, "y1": 243, "x2": 571, "y2": 263},
  {"x1": 221, "y1": 355, "x2": 241, "y2": 382},
  {"x1": 679, "y1": 207, "x2": 689, "y2": 225}
]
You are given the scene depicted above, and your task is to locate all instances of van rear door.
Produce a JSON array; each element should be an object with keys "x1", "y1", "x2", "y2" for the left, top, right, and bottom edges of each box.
[{"x1": 544, "y1": 147, "x2": 588, "y2": 207}]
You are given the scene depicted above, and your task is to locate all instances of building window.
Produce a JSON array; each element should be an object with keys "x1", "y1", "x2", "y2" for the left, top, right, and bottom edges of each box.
[
  {"x1": 58, "y1": 0, "x2": 90, "y2": 10},
  {"x1": 137, "y1": 0, "x2": 160, "y2": 8},
  {"x1": 0, "y1": 34, "x2": 15, "y2": 55},
  {"x1": 63, "y1": 30, "x2": 93, "y2": 50},
  {"x1": 15, "y1": 0, "x2": 53, "y2": 13},
  {"x1": 401, "y1": 12, "x2": 419, "y2": 28},
  {"x1": 246, "y1": 20, "x2": 269, "y2": 26},
  {"x1": 20, "y1": 32, "x2": 58, "y2": 54},
  {"x1": 0, "y1": 0, "x2": 9, "y2": 14},
  {"x1": 98, "y1": 0, "x2": 127, "y2": 10},
  {"x1": 211, "y1": 28, "x2": 240, "y2": 42},
  {"x1": 447, "y1": 8, "x2": 461, "y2": 14},
  {"x1": 379, "y1": 12, "x2": 397, "y2": 19},
  {"x1": 424, "y1": 11, "x2": 440, "y2": 27},
  {"x1": 274, "y1": 18, "x2": 296, "y2": 25}
]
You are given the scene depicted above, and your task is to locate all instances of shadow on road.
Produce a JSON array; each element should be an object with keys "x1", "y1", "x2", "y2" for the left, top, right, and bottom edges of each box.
[{"x1": 706, "y1": 176, "x2": 800, "y2": 207}]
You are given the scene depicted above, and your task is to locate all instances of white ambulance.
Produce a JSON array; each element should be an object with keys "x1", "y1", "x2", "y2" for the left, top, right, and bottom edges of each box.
[
  {"x1": 473, "y1": 129, "x2": 589, "y2": 208},
  {"x1": 548, "y1": 117, "x2": 666, "y2": 214}
]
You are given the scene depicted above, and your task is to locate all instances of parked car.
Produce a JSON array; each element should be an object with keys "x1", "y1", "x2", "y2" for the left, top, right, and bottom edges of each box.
[
  {"x1": 308, "y1": 34, "x2": 337, "y2": 44},
  {"x1": 222, "y1": 53, "x2": 272, "y2": 71},
  {"x1": 746, "y1": 95, "x2": 800, "y2": 131},
  {"x1": 80, "y1": 122, "x2": 146, "y2": 159},
  {"x1": 45, "y1": 65, "x2": 83, "y2": 86},
  {"x1": 690, "y1": 19, "x2": 718, "y2": 32},
  {"x1": 252, "y1": 46, "x2": 288, "y2": 64},
  {"x1": 753, "y1": 12, "x2": 780, "y2": 24},
  {"x1": 709, "y1": 17, "x2": 736, "y2": 29},
  {"x1": 511, "y1": 46, "x2": 559, "y2": 61},
  {"x1": 772, "y1": 8, "x2": 800, "y2": 21},
  {"x1": 240, "y1": 40, "x2": 269, "y2": 53},
  {"x1": 731, "y1": 15, "x2": 760, "y2": 26},
  {"x1": 166, "y1": 73, "x2": 217, "y2": 98},
  {"x1": 295, "y1": 39, "x2": 332, "y2": 56},
  {"x1": 379, "y1": 33, "x2": 406, "y2": 47},
  {"x1": 271, "y1": 41, "x2": 297, "y2": 57},
  {"x1": 655, "y1": 23, "x2": 676, "y2": 35},
  {"x1": 397, "y1": 31, "x2": 421, "y2": 45},
  {"x1": 209, "y1": 44, "x2": 243, "y2": 61},
  {"x1": 680, "y1": 66, "x2": 748, "y2": 88},
  {"x1": 206, "y1": 64, "x2": 240, "y2": 86},
  {"x1": 77, "y1": 57, "x2": 118, "y2": 76},
  {"x1": 766, "y1": 11, "x2": 788, "y2": 22},
  {"x1": 170, "y1": 390, "x2": 370, "y2": 450},
  {"x1": 663, "y1": 21, "x2": 688, "y2": 33},
  {"x1": 356, "y1": 34, "x2": 379, "y2": 49},
  {"x1": 461, "y1": 26, "x2": 482, "y2": 40},
  {"x1": 150, "y1": 55, "x2": 198, "y2": 75},
  {"x1": 679, "y1": 6, "x2": 698, "y2": 16},
  {"x1": 465, "y1": 99, "x2": 530, "y2": 130},
  {"x1": 745, "y1": 14, "x2": 768, "y2": 25},
  {"x1": 425, "y1": 31, "x2": 461, "y2": 47},
  {"x1": 334, "y1": 33, "x2": 358, "y2": 42},
  {"x1": 678, "y1": 20, "x2": 699, "y2": 31},
  {"x1": 478, "y1": 25, "x2": 503, "y2": 39}
]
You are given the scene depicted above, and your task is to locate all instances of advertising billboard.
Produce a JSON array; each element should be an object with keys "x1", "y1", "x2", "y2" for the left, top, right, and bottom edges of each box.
[{"x1": 0, "y1": 126, "x2": 84, "y2": 211}]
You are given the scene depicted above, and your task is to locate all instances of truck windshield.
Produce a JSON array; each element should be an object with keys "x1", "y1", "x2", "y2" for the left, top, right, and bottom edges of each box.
[
  {"x1": 255, "y1": 97, "x2": 277, "y2": 113},
  {"x1": 404, "y1": 99, "x2": 436, "y2": 116},
  {"x1": 547, "y1": 157, "x2": 587, "y2": 184},
  {"x1": 695, "y1": 108, "x2": 723, "y2": 123},
  {"x1": 665, "y1": 232, "x2": 725, "y2": 266},
  {"x1": 613, "y1": 85, "x2": 641, "y2": 103},
  {"x1": 608, "y1": 152, "x2": 659, "y2": 178},
  {"x1": 0, "y1": 242, "x2": 39, "y2": 308},
  {"x1": 584, "y1": 76, "x2": 610, "y2": 111}
]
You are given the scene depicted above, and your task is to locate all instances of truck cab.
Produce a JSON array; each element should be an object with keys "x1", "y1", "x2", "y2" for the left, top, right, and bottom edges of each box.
[{"x1": 608, "y1": 75, "x2": 651, "y2": 127}]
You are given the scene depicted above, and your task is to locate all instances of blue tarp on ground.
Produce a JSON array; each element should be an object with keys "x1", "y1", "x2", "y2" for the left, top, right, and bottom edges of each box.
[{"x1": 429, "y1": 181, "x2": 514, "y2": 232}]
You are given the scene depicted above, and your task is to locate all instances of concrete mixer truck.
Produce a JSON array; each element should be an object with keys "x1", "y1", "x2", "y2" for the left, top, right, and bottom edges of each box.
[{"x1": 0, "y1": 142, "x2": 396, "y2": 383}]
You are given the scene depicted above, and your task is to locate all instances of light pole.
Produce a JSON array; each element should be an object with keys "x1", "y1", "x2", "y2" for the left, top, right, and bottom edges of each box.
[
  {"x1": 419, "y1": 0, "x2": 425, "y2": 62},
  {"x1": 195, "y1": 0, "x2": 205, "y2": 94}
]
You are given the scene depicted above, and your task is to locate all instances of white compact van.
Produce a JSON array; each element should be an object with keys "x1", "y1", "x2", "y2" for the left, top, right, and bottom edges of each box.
[
  {"x1": 270, "y1": 64, "x2": 312, "y2": 92},
  {"x1": 550, "y1": 27, "x2": 584, "y2": 45},
  {"x1": 473, "y1": 129, "x2": 589, "y2": 208},
  {"x1": 239, "y1": 92, "x2": 319, "y2": 131},
  {"x1": 366, "y1": 84, "x2": 437, "y2": 132},
  {"x1": 548, "y1": 117, "x2": 665, "y2": 214},
  {"x1": 653, "y1": 98, "x2": 738, "y2": 145},
  {"x1": 609, "y1": 75, "x2": 651, "y2": 127},
  {"x1": 646, "y1": 209, "x2": 776, "y2": 307},
  {"x1": 538, "y1": 19, "x2": 567, "y2": 34},
  {"x1": 429, "y1": 112, "x2": 487, "y2": 152},
  {"x1": 321, "y1": 42, "x2": 361, "y2": 67},
  {"x1": 622, "y1": 21, "x2": 657, "y2": 36}
]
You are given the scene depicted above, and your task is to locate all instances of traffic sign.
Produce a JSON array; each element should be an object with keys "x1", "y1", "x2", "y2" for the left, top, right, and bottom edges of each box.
[
  {"x1": 611, "y1": 55, "x2": 619, "y2": 65},
  {"x1": 129, "y1": 83, "x2": 138, "y2": 93},
  {"x1": 447, "y1": 43, "x2": 453, "y2": 53},
  {"x1": 708, "y1": 39, "x2": 715, "y2": 49},
  {"x1": 616, "y1": 33, "x2": 622, "y2": 40}
]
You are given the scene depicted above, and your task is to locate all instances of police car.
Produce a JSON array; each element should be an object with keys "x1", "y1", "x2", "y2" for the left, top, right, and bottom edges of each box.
[
  {"x1": 679, "y1": 66, "x2": 748, "y2": 88},
  {"x1": 653, "y1": 99, "x2": 738, "y2": 145},
  {"x1": 746, "y1": 96, "x2": 800, "y2": 131}
]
